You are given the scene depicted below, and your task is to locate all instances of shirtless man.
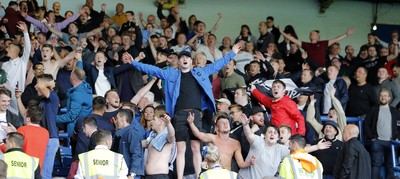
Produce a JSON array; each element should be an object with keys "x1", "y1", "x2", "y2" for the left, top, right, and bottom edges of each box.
[
  {"x1": 187, "y1": 113, "x2": 255, "y2": 170},
  {"x1": 39, "y1": 44, "x2": 76, "y2": 79},
  {"x1": 143, "y1": 109, "x2": 175, "y2": 179}
]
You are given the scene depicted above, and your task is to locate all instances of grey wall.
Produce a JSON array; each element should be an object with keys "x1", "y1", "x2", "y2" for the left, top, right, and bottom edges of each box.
[{"x1": 6, "y1": 0, "x2": 400, "y2": 54}]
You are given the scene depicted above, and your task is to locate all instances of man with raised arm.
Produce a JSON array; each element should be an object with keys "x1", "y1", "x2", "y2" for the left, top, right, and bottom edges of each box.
[
  {"x1": 279, "y1": 27, "x2": 354, "y2": 67},
  {"x1": 123, "y1": 42, "x2": 242, "y2": 179},
  {"x1": 143, "y1": 108, "x2": 175, "y2": 179},
  {"x1": 187, "y1": 113, "x2": 255, "y2": 171},
  {"x1": 36, "y1": 44, "x2": 76, "y2": 79},
  {"x1": 239, "y1": 114, "x2": 289, "y2": 178},
  {"x1": 251, "y1": 80, "x2": 306, "y2": 135},
  {"x1": 1, "y1": 21, "x2": 31, "y2": 115}
]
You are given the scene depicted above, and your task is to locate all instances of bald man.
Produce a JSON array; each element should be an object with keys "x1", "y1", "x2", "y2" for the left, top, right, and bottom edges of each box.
[{"x1": 334, "y1": 125, "x2": 371, "y2": 179}]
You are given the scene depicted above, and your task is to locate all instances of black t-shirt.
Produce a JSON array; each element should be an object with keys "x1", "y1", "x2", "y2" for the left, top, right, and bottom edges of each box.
[
  {"x1": 346, "y1": 83, "x2": 378, "y2": 117},
  {"x1": 363, "y1": 57, "x2": 386, "y2": 86},
  {"x1": 175, "y1": 72, "x2": 202, "y2": 111}
]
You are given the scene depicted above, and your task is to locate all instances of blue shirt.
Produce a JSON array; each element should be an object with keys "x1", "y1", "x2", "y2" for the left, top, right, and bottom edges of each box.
[
  {"x1": 40, "y1": 91, "x2": 60, "y2": 138},
  {"x1": 115, "y1": 119, "x2": 145, "y2": 175}
]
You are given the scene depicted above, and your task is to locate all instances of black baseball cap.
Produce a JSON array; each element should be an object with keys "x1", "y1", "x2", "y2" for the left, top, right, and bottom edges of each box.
[{"x1": 178, "y1": 50, "x2": 191, "y2": 58}]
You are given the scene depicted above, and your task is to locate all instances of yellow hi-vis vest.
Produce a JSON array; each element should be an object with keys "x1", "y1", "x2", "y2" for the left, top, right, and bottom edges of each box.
[
  {"x1": 78, "y1": 148, "x2": 124, "y2": 179},
  {"x1": 279, "y1": 153, "x2": 323, "y2": 179},
  {"x1": 4, "y1": 150, "x2": 39, "y2": 179},
  {"x1": 199, "y1": 168, "x2": 238, "y2": 179}
]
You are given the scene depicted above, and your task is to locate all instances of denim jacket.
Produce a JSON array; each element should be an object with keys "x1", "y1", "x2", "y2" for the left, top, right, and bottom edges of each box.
[{"x1": 131, "y1": 51, "x2": 236, "y2": 116}]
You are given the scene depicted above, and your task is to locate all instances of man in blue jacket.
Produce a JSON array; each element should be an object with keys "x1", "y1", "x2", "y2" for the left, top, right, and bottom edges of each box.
[
  {"x1": 113, "y1": 109, "x2": 145, "y2": 179},
  {"x1": 123, "y1": 41, "x2": 242, "y2": 179},
  {"x1": 56, "y1": 67, "x2": 93, "y2": 137}
]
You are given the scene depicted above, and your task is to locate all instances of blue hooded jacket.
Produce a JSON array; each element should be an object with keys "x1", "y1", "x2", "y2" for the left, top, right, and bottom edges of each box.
[
  {"x1": 131, "y1": 51, "x2": 236, "y2": 116},
  {"x1": 56, "y1": 81, "x2": 93, "y2": 136}
]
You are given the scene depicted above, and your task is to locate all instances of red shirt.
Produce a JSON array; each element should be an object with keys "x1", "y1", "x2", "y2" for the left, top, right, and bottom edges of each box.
[
  {"x1": 301, "y1": 40, "x2": 329, "y2": 67},
  {"x1": 385, "y1": 59, "x2": 397, "y2": 79},
  {"x1": 252, "y1": 89, "x2": 306, "y2": 135},
  {"x1": 18, "y1": 125, "x2": 49, "y2": 173}
]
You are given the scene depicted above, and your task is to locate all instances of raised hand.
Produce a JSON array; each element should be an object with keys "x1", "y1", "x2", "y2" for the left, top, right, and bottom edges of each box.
[
  {"x1": 59, "y1": 41, "x2": 68, "y2": 47},
  {"x1": 301, "y1": 62, "x2": 310, "y2": 70},
  {"x1": 187, "y1": 112, "x2": 195, "y2": 124},
  {"x1": 0, "y1": 26, "x2": 7, "y2": 33},
  {"x1": 136, "y1": 52, "x2": 146, "y2": 61},
  {"x1": 240, "y1": 114, "x2": 250, "y2": 125},
  {"x1": 310, "y1": 95, "x2": 316, "y2": 104},
  {"x1": 232, "y1": 41, "x2": 243, "y2": 54},
  {"x1": 347, "y1": 27, "x2": 355, "y2": 36},
  {"x1": 330, "y1": 87, "x2": 336, "y2": 98},
  {"x1": 16, "y1": 21, "x2": 28, "y2": 32},
  {"x1": 74, "y1": 50, "x2": 82, "y2": 60},
  {"x1": 277, "y1": 25, "x2": 283, "y2": 33},
  {"x1": 254, "y1": 51, "x2": 265, "y2": 62},
  {"x1": 15, "y1": 87, "x2": 22, "y2": 99},
  {"x1": 80, "y1": 6, "x2": 89, "y2": 15},
  {"x1": 174, "y1": 4, "x2": 179, "y2": 13},
  {"x1": 301, "y1": 51, "x2": 308, "y2": 59},
  {"x1": 161, "y1": 114, "x2": 171, "y2": 124},
  {"x1": 50, "y1": 36, "x2": 57, "y2": 46},
  {"x1": 138, "y1": 12, "x2": 143, "y2": 19},
  {"x1": 113, "y1": 52, "x2": 119, "y2": 61},
  {"x1": 101, "y1": 3, "x2": 107, "y2": 11},
  {"x1": 122, "y1": 52, "x2": 133, "y2": 62},
  {"x1": 250, "y1": 84, "x2": 256, "y2": 92},
  {"x1": 92, "y1": 38, "x2": 99, "y2": 49}
]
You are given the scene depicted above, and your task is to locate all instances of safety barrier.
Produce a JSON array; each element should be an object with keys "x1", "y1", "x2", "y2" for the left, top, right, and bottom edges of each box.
[{"x1": 391, "y1": 140, "x2": 400, "y2": 175}]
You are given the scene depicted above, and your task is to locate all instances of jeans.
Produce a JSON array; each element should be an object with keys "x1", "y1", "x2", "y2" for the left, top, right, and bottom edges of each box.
[
  {"x1": 42, "y1": 138, "x2": 60, "y2": 179},
  {"x1": 371, "y1": 139, "x2": 394, "y2": 179}
]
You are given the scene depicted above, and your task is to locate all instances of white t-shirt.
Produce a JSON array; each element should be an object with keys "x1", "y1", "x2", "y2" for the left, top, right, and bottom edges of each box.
[
  {"x1": 0, "y1": 112, "x2": 7, "y2": 140},
  {"x1": 196, "y1": 45, "x2": 223, "y2": 62},
  {"x1": 95, "y1": 70, "x2": 111, "y2": 97},
  {"x1": 239, "y1": 135, "x2": 290, "y2": 178},
  {"x1": 171, "y1": 45, "x2": 191, "y2": 54}
]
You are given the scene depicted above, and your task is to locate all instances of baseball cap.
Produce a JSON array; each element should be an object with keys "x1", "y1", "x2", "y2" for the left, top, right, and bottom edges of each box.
[
  {"x1": 168, "y1": 51, "x2": 178, "y2": 57},
  {"x1": 249, "y1": 106, "x2": 265, "y2": 116},
  {"x1": 215, "y1": 98, "x2": 231, "y2": 106},
  {"x1": 178, "y1": 50, "x2": 191, "y2": 58}
]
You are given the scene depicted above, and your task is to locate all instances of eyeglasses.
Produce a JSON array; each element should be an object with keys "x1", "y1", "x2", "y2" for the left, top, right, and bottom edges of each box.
[{"x1": 35, "y1": 68, "x2": 45, "y2": 71}]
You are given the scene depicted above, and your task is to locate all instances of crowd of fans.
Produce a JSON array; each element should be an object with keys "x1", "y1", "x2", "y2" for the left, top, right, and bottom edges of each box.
[{"x1": 0, "y1": 0, "x2": 399, "y2": 178}]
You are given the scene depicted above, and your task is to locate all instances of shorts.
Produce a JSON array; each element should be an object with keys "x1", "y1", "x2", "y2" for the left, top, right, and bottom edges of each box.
[
  {"x1": 173, "y1": 109, "x2": 202, "y2": 142},
  {"x1": 145, "y1": 174, "x2": 169, "y2": 179}
]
